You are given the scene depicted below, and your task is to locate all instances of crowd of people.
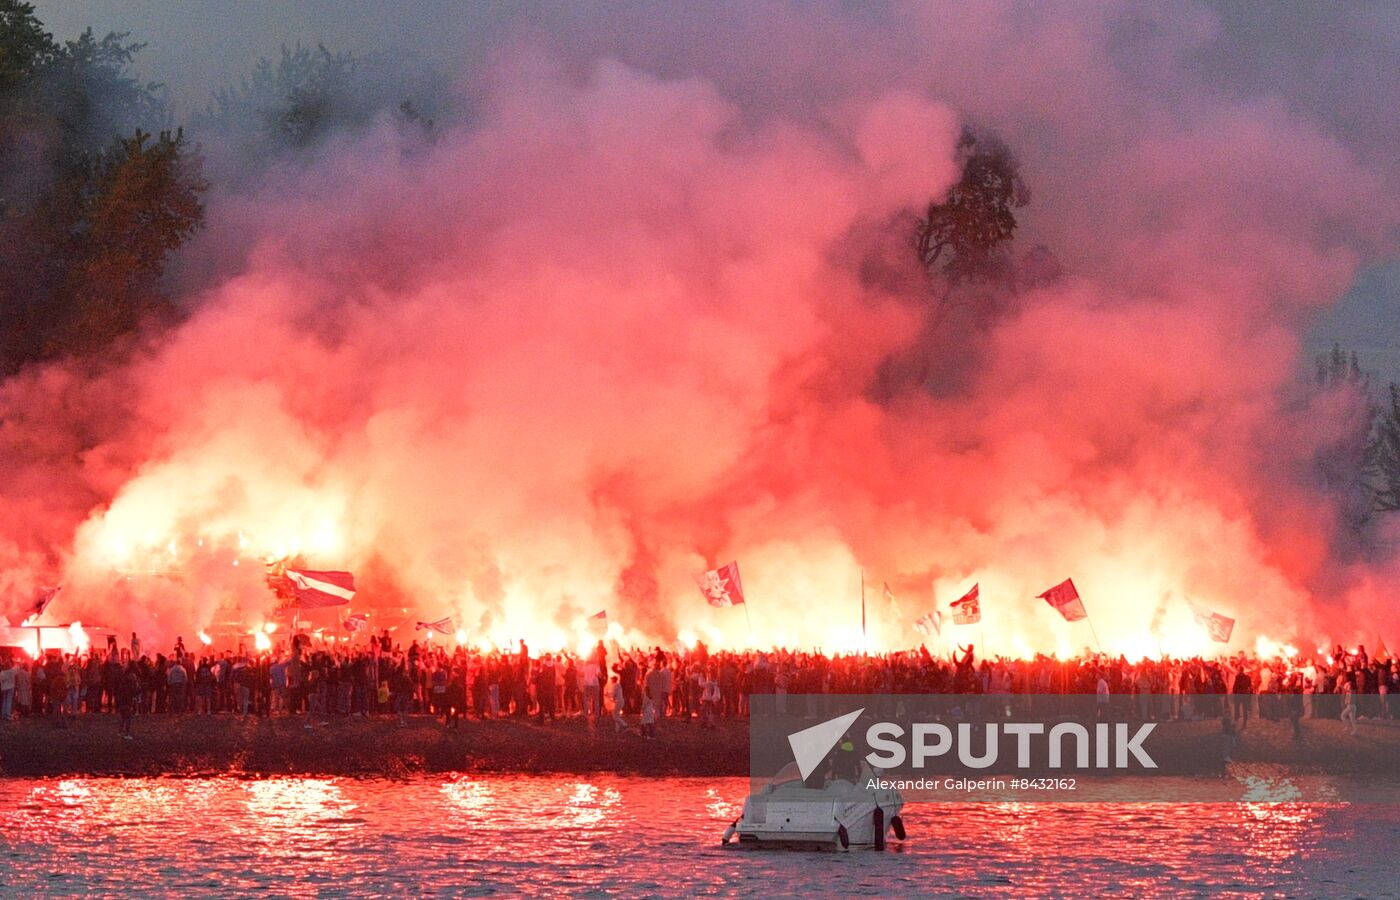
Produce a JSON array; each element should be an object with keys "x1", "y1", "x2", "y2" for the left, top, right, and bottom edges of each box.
[{"x1": 0, "y1": 632, "x2": 1395, "y2": 739}]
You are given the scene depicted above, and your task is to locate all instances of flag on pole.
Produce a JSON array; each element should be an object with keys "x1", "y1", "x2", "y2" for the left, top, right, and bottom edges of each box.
[
  {"x1": 416, "y1": 617, "x2": 453, "y2": 635},
  {"x1": 950, "y1": 583, "x2": 981, "y2": 625},
  {"x1": 343, "y1": 613, "x2": 369, "y2": 633},
  {"x1": 913, "y1": 608, "x2": 943, "y2": 638},
  {"x1": 883, "y1": 583, "x2": 896, "y2": 606},
  {"x1": 1037, "y1": 579, "x2": 1086, "y2": 622},
  {"x1": 1376, "y1": 636, "x2": 1391, "y2": 661},
  {"x1": 588, "y1": 609, "x2": 608, "y2": 635},
  {"x1": 1189, "y1": 603, "x2": 1235, "y2": 643},
  {"x1": 286, "y1": 570, "x2": 355, "y2": 608},
  {"x1": 694, "y1": 561, "x2": 744, "y2": 607},
  {"x1": 30, "y1": 585, "x2": 61, "y2": 619}
]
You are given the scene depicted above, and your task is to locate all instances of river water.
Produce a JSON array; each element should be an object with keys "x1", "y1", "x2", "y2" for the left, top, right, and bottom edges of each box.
[{"x1": 1, "y1": 775, "x2": 1397, "y2": 897}]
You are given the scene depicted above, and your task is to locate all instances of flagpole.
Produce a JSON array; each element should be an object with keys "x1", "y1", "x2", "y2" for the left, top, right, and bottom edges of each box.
[
  {"x1": 1075, "y1": 586, "x2": 1105, "y2": 656},
  {"x1": 933, "y1": 581, "x2": 945, "y2": 657},
  {"x1": 1085, "y1": 611, "x2": 1104, "y2": 656},
  {"x1": 860, "y1": 571, "x2": 867, "y2": 644}
]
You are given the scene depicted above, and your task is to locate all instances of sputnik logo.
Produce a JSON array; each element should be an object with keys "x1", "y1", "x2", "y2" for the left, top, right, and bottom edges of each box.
[{"x1": 787, "y1": 708, "x2": 864, "y2": 780}]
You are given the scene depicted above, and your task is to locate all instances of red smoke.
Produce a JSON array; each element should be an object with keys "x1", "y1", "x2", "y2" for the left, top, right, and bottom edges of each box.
[{"x1": 2, "y1": 4, "x2": 1397, "y2": 656}]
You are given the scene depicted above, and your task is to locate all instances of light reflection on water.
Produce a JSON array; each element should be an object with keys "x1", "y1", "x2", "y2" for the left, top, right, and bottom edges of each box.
[{"x1": 0, "y1": 775, "x2": 1396, "y2": 897}]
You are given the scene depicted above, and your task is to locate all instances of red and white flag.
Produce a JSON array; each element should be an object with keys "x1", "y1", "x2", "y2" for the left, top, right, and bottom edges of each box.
[
  {"x1": 286, "y1": 569, "x2": 355, "y2": 608},
  {"x1": 694, "y1": 561, "x2": 744, "y2": 607},
  {"x1": 343, "y1": 613, "x2": 369, "y2": 633},
  {"x1": 1189, "y1": 603, "x2": 1234, "y2": 643},
  {"x1": 416, "y1": 617, "x2": 453, "y2": 635},
  {"x1": 588, "y1": 609, "x2": 608, "y2": 635},
  {"x1": 950, "y1": 583, "x2": 981, "y2": 625},
  {"x1": 1038, "y1": 578, "x2": 1087, "y2": 622}
]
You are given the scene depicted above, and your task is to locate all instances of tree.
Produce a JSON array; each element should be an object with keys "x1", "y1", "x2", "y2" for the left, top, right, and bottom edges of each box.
[
  {"x1": 1369, "y1": 384, "x2": 1400, "y2": 513},
  {"x1": 194, "y1": 43, "x2": 447, "y2": 171},
  {"x1": 0, "y1": 5, "x2": 204, "y2": 374},
  {"x1": 869, "y1": 126, "x2": 1039, "y2": 399},
  {"x1": 1298, "y1": 344, "x2": 1400, "y2": 526},
  {"x1": 1301, "y1": 343, "x2": 1374, "y2": 542},
  {"x1": 1316, "y1": 342, "x2": 1365, "y2": 390},
  {"x1": 913, "y1": 127, "x2": 1030, "y2": 323},
  {"x1": 0, "y1": 0, "x2": 54, "y2": 94},
  {"x1": 49, "y1": 129, "x2": 207, "y2": 356}
]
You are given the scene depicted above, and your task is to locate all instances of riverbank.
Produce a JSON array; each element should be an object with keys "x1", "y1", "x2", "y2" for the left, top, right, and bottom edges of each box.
[
  {"x1": 0, "y1": 714, "x2": 749, "y2": 777},
  {"x1": 1, "y1": 713, "x2": 1397, "y2": 777}
]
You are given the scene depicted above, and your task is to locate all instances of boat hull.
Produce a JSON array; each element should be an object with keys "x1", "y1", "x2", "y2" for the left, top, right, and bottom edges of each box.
[{"x1": 722, "y1": 784, "x2": 904, "y2": 851}]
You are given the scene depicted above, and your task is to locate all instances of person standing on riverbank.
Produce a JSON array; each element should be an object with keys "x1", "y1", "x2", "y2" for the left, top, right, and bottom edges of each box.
[
  {"x1": 610, "y1": 675, "x2": 625, "y2": 733},
  {"x1": 269, "y1": 657, "x2": 286, "y2": 715},
  {"x1": 1341, "y1": 678, "x2": 1358, "y2": 735},
  {"x1": 1232, "y1": 667, "x2": 1252, "y2": 730},
  {"x1": 444, "y1": 664, "x2": 466, "y2": 729},
  {"x1": 701, "y1": 671, "x2": 720, "y2": 729},
  {"x1": 646, "y1": 653, "x2": 671, "y2": 726},
  {"x1": 534, "y1": 656, "x2": 557, "y2": 723},
  {"x1": 0, "y1": 659, "x2": 15, "y2": 722},
  {"x1": 14, "y1": 660, "x2": 30, "y2": 719},
  {"x1": 115, "y1": 664, "x2": 140, "y2": 740},
  {"x1": 1285, "y1": 674, "x2": 1305, "y2": 741},
  {"x1": 392, "y1": 664, "x2": 413, "y2": 727},
  {"x1": 167, "y1": 658, "x2": 188, "y2": 715},
  {"x1": 582, "y1": 657, "x2": 601, "y2": 723}
]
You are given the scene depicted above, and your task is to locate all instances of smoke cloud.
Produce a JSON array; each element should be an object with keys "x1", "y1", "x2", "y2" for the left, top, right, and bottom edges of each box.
[{"x1": 3, "y1": 2, "x2": 1398, "y2": 656}]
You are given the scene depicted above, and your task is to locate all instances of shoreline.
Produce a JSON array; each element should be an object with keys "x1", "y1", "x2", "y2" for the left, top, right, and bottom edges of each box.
[
  {"x1": 1, "y1": 714, "x2": 1398, "y2": 778},
  {"x1": 0, "y1": 715, "x2": 750, "y2": 778}
]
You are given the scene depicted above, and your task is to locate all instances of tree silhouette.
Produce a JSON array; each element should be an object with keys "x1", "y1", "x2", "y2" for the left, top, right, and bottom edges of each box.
[
  {"x1": 0, "y1": 3, "x2": 205, "y2": 373},
  {"x1": 914, "y1": 127, "x2": 1030, "y2": 323}
]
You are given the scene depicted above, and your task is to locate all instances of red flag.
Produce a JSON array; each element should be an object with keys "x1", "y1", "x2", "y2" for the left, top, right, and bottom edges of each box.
[
  {"x1": 1037, "y1": 578, "x2": 1086, "y2": 622},
  {"x1": 286, "y1": 569, "x2": 355, "y2": 608},
  {"x1": 950, "y1": 583, "x2": 981, "y2": 625},
  {"x1": 694, "y1": 561, "x2": 744, "y2": 607},
  {"x1": 343, "y1": 613, "x2": 369, "y2": 633},
  {"x1": 30, "y1": 585, "x2": 61, "y2": 619}
]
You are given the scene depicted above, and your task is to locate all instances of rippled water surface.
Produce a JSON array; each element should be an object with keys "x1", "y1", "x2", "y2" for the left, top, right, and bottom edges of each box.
[{"x1": 2, "y1": 775, "x2": 1398, "y2": 897}]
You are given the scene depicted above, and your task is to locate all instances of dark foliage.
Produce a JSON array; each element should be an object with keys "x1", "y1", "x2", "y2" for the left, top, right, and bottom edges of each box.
[{"x1": 0, "y1": 1, "x2": 206, "y2": 374}]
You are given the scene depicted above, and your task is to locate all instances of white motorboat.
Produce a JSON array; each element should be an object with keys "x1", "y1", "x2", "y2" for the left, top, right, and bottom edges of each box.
[{"x1": 721, "y1": 763, "x2": 906, "y2": 851}]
